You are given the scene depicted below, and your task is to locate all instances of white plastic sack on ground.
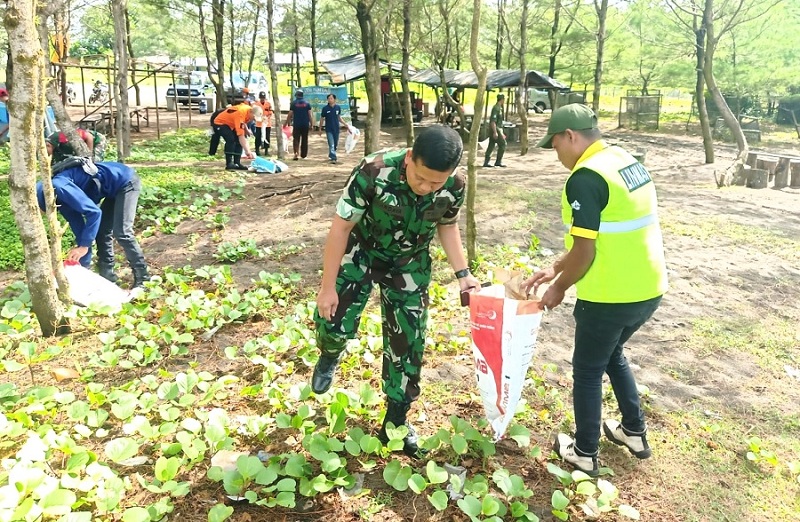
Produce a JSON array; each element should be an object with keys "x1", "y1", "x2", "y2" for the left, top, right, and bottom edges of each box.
[
  {"x1": 273, "y1": 160, "x2": 289, "y2": 173},
  {"x1": 345, "y1": 125, "x2": 361, "y2": 154},
  {"x1": 469, "y1": 279, "x2": 542, "y2": 440},
  {"x1": 62, "y1": 262, "x2": 133, "y2": 310}
]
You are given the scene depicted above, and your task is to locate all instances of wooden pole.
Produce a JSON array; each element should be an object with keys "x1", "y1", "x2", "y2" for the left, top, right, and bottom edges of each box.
[
  {"x1": 80, "y1": 66, "x2": 87, "y2": 117},
  {"x1": 107, "y1": 57, "x2": 114, "y2": 138},
  {"x1": 152, "y1": 65, "x2": 161, "y2": 140},
  {"x1": 171, "y1": 71, "x2": 180, "y2": 130}
]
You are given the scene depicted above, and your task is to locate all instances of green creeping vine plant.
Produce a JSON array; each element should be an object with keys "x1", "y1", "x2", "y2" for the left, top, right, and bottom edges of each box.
[
  {"x1": 547, "y1": 462, "x2": 640, "y2": 520},
  {"x1": 1, "y1": 251, "x2": 645, "y2": 521}
]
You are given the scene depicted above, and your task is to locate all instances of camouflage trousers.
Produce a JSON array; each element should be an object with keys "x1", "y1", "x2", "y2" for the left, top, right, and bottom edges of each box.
[{"x1": 314, "y1": 239, "x2": 431, "y2": 404}]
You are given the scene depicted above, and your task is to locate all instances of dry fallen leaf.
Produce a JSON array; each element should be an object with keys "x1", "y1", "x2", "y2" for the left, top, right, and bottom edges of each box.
[{"x1": 51, "y1": 368, "x2": 80, "y2": 382}]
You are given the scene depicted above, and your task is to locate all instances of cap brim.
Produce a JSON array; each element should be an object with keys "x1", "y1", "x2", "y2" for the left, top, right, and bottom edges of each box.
[{"x1": 537, "y1": 133, "x2": 555, "y2": 149}]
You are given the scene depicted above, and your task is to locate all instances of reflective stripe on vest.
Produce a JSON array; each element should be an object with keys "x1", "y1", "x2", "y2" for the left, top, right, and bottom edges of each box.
[
  {"x1": 598, "y1": 213, "x2": 656, "y2": 233},
  {"x1": 563, "y1": 213, "x2": 657, "y2": 234}
]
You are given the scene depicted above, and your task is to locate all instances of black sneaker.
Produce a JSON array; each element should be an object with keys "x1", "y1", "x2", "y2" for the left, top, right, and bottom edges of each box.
[
  {"x1": 495, "y1": 163, "x2": 507, "y2": 168},
  {"x1": 482, "y1": 162, "x2": 494, "y2": 168},
  {"x1": 311, "y1": 354, "x2": 341, "y2": 394},
  {"x1": 603, "y1": 420, "x2": 651, "y2": 459}
]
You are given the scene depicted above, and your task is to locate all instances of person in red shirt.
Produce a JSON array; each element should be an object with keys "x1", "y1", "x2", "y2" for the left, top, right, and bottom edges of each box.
[
  {"x1": 212, "y1": 103, "x2": 260, "y2": 170},
  {"x1": 254, "y1": 91, "x2": 273, "y2": 156}
]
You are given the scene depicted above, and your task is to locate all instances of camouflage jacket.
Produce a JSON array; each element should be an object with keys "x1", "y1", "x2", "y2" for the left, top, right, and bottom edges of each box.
[{"x1": 336, "y1": 148, "x2": 466, "y2": 267}]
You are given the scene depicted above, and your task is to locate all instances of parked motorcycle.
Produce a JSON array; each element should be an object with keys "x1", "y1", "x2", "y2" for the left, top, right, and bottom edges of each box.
[{"x1": 88, "y1": 80, "x2": 108, "y2": 105}]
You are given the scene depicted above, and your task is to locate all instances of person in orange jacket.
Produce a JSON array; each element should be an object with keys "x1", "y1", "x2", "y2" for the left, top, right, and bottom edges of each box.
[{"x1": 212, "y1": 103, "x2": 261, "y2": 170}]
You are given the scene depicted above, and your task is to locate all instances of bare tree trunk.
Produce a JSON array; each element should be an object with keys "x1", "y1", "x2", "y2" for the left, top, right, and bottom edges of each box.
[
  {"x1": 703, "y1": 0, "x2": 747, "y2": 186},
  {"x1": 293, "y1": 0, "x2": 301, "y2": 88},
  {"x1": 355, "y1": 0, "x2": 381, "y2": 155},
  {"x1": 228, "y1": 1, "x2": 235, "y2": 85},
  {"x1": 400, "y1": 0, "x2": 414, "y2": 146},
  {"x1": 112, "y1": 0, "x2": 131, "y2": 161},
  {"x1": 467, "y1": 0, "x2": 488, "y2": 267},
  {"x1": 694, "y1": 20, "x2": 714, "y2": 164},
  {"x1": 246, "y1": 3, "x2": 261, "y2": 84},
  {"x1": 311, "y1": 0, "x2": 320, "y2": 86},
  {"x1": 549, "y1": 0, "x2": 562, "y2": 109},
  {"x1": 591, "y1": 0, "x2": 608, "y2": 114},
  {"x1": 36, "y1": 3, "x2": 88, "y2": 158},
  {"x1": 516, "y1": 0, "x2": 530, "y2": 155},
  {"x1": 210, "y1": 0, "x2": 227, "y2": 106},
  {"x1": 267, "y1": 0, "x2": 284, "y2": 160},
  {"x1": 52, "y1": 3, "x2": 68, "y2": 106},
  {"x1": 36, "y1": 1, "x2": 71, "y2": 301},
  {"x1": 495, "y1": 0, "x2": 504, "y2": 69},
  {"x1": 125, "y1": 11, "x2": 140, "y2": 106},
  {"x1": 4, "y1": 0, "x2": 68, "y2": 336},
  {"x1": 199, "y1": 2, "x2": 224, "y2": 107}
]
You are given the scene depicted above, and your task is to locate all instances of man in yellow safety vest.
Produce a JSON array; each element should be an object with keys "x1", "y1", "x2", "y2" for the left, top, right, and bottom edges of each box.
[{"x1": 522, "y1": 104, "x2": 668, "y2": 476}]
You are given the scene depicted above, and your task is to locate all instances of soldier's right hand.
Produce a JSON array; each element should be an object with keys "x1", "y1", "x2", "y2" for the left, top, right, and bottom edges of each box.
[{"x1": 316, "y1": 288, "x2": 339, "y2": 321}]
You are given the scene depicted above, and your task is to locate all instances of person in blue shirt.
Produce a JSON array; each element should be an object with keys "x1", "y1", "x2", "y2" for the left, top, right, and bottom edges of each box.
[
  {"x1": 36, "y1": 162, "x2": 150, "y2": 288},
  {"x1": 284, "y1": 89, "x2": 313, "y2": 161},
  {"x1": 318, "y1": 94, "x2": 349, "y2": 164}
]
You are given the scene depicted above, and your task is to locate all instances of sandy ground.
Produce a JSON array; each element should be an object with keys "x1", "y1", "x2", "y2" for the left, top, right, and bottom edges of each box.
[{"x1": 137, "y1": 114, "x2": 800, "y2": 421}]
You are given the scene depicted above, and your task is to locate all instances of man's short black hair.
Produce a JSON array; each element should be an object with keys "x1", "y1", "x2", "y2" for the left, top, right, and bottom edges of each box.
[
  {"x1": 411, "y1": 125, "x2": 463, "y2": 172},
  {"x1": 327, "y1": 93, "x2": 336, "y2": 100}
]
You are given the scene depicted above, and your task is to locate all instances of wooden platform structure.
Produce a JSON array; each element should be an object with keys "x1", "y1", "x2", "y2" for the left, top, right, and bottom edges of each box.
[{"x1": 77, "y1": 106, "x2": 150, "y2": 134}]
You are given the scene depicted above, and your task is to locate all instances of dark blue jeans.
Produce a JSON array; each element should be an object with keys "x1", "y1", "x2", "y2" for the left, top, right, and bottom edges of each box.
[
  {"x1": 571, "y1": 296, "x2": 662, "y2": 455},
  {"x1": 326, "y1": 128, "x2": 340, "y2": 161},
  {"x1": 96, "y1": 174, "x2": 147, "y2": 272}
]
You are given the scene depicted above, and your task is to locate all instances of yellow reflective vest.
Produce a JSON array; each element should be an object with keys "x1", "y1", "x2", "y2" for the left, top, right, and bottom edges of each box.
[{"x1": 561, "y1": 141, "x2": 668, "y2": 303}]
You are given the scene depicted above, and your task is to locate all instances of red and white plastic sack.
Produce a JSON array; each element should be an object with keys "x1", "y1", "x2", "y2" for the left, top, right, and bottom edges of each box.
[
  {"x1": 281, "y1": 125, "x2": 292, "y2": 153},
  {"x1": 469, "y1": 282, "x2": 542, "y2": 440}
]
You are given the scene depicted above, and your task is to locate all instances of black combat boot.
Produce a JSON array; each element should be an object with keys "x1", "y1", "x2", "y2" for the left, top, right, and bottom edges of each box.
[
  {"x1": 132, "y1": 267, "x2": 151, "y2": 289},
  {"x1": 97, "y1": 264, "x2": 118, "y2": 283},
  {"x1": 232, "y1": 154, "x2": 248, "y2": 170},
  {"x1": 225, "y1": 154, "x2": 237, "y2": 170},
  {"x1": 311, "y1": 353, "x2": 342, "y2": 394},
  {"x1": 377, "y1": 400, "x2": 427, "y2": 458}
]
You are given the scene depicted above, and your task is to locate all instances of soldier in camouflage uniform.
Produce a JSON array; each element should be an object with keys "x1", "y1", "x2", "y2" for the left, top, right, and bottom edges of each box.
[
  {"x1": 483, "y1": 94, "x2": 507, "y2": 168},
  {"x1": 313, "y1": 125, "x2": 481, "y2": 457}
]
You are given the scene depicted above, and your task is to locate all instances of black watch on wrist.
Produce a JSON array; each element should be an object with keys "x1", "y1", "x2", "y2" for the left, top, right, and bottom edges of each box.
[{"x1": 454, "y1": 268, "x2": 470, "y2": 279}]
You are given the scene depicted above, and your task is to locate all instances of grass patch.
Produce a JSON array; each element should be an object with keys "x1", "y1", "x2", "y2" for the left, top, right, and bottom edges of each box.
[
  {"x1": 655, "y1": 407, "x2": 800, "y2": 521},
  {"x1": 661, "y1": 215, "x2": 800, "y2": 262},
  {"x1": 127, "y1": 129, "x2": 212, "y2": 163},
  {"x1": 688, "y1": 316, "x2": 798, "y2": 372}
]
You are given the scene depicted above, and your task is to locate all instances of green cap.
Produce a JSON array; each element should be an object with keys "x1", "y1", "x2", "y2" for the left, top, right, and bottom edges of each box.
[{"x1": 537, "y1": 104, "x2": 597, "y2": 149}]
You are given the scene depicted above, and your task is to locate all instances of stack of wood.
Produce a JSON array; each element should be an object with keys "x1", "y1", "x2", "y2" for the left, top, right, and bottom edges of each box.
[{"x1": 743, "y1": 151, "x2": 800, "y2": 189}]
